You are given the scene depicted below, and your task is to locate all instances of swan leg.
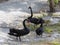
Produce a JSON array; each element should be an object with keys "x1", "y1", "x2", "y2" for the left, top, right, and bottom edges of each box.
[
  {"x1": 16, "y1": 37, "x2": 21, "y2": 41},
  {"x1": 19, "y1": 37, "x2": 21, "y2": 41}
]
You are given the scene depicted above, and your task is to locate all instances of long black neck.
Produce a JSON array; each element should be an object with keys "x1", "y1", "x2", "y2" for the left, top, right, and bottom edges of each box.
[
  {"x1": 30, "y1": 8, "x2": 33, "y2": 18},
  {"x1": 28, "y1": 7, "x2": 33, "y2": 19},
  {"x1": 23, "y1": 19, "x2": 27, "y2": 29}
]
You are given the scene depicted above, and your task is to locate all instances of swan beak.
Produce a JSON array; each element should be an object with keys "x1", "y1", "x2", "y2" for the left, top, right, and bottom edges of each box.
[{"x1": 28, "y1": 6, "x2": 31, "y2": 9}]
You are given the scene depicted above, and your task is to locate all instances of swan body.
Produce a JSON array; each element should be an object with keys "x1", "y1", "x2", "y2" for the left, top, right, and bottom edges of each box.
[
  {"x1": 28, "y1": 6, "x2": 44, "y2": 24},
  {"x1": 36, "y1": 24, "x2": 44, "y2": 37},
  {"x1": 8, "y1": 19, "x2": 30, "y2": 41}
]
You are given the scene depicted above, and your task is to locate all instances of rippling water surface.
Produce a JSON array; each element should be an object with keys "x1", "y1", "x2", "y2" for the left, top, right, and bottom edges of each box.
[{"x1": 0, "y1": 27, "x2": 60, "y2": 45}]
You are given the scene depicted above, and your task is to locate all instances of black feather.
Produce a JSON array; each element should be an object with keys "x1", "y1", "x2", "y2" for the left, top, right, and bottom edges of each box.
[
  {"x1": 28, "y1": 6, "x2": 44, "y2": 24},
  {"x1": 8, "y1": 19, "x2": 30, "y2": 41}
]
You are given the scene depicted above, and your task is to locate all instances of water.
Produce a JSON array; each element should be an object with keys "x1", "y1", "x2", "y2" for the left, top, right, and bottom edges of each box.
[
  {"x1": 0, "y1": 0, "x2": 59, "y2": 28},
  {"x1": 0, "y1": 28, "x2": 60, "y2": 45},
  {"x1": 43, "y1": 16, "x2": 60, "y2": 24},
  {"x1": 0, "y1": 0, "x2": 60, "y2": 45}
]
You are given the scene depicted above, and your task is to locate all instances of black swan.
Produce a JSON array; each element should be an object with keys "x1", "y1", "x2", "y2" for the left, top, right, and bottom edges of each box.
[
  {"x1": 28, "y1": 6, "x2": 45, "y2": 37},
  {"x1": 35, "y1": 23, "x2": 44, "y2": 37},
  {"x1": 28, "y1": 6, "x2": 39, "y2": 24},
  {"x1": 8, "y1": 19, "x2": 30, "y2": 41},
  {"x1": 28, "y1": 6, "x2": 45, "y2": 24}
]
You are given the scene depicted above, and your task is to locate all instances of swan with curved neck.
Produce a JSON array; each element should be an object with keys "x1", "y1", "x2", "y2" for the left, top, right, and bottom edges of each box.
[
  {"x1": 28, "y1": 6, "x2": 39, "y2": 24},
  {"x1": 28, "y1": 6, "x2": 45, "y2": 24},
  {"x1": 28, "y1": 6, "x2": 44, "y2": 37},
  {"x1": 8, "y1": 19, "x2": 30, "y2": 41}
]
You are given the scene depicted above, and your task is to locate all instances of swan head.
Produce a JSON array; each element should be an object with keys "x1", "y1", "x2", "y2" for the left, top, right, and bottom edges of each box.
[{"x1": 28, "y1": 6, "x2": 32, "y2": 9}]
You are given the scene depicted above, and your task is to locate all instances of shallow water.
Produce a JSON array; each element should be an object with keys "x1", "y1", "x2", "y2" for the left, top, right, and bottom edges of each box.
[
  {"x1": 0, "y1": 28, "x2": 60, "y2": 45},
  {"x1": 0, "y1": 0, "x2": 60, "y2": 45}
]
